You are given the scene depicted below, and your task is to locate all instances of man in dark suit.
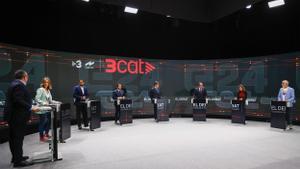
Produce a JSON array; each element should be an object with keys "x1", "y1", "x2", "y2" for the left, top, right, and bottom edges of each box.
[
  {"x1": 73, "y1": 80, "x2": 89, "y2": 130},
  {"x1": 112, "y1": 83, "x2": 126, "y2": 124},
  {"x1": 4, "y1": 70, "x2": 39, "y2": 167},
  {"x1": 191, "y1": 82, "x2": 207, "y2": 100},
  {"x1": 149, "y1": 81, "x2": 161, "y2": 120}
]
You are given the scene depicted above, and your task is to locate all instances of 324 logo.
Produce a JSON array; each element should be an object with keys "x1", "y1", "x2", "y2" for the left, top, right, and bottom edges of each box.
[{"x1": 105, "y1": 58, "x2": 156, "y2": 74}]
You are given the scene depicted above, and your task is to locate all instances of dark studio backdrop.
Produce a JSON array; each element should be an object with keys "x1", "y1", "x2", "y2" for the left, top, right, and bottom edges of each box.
[{"x1": 0, "y1": 43, "x2": 299, "y2": 127}]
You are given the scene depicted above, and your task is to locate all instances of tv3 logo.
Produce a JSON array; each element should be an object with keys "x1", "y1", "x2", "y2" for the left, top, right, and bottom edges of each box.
[
  {"x1": 105, "y1": 58, "x2": 156, "y2": 74},
  {"x1": 72, "y1": 60, "x2": 95, "y2": 69}
]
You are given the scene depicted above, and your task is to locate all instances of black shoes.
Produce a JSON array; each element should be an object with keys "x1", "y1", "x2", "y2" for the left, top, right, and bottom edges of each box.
[
  {"x1": 11, "y1": 156, "x2": 29, "y2": 163},
  {"x1": 78, "y1": 126, "x2": 82, "y2": 130},
  {"x1": 13, "y1": 160, "x2": 34, "y2": 168}
]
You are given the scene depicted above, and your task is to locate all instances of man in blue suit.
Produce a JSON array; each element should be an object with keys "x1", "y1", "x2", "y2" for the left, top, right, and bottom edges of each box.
[
  {"x1": 190, "y1": 82, "x2": 207, "y2": 100},
  {"x1": 4, "y1": 70, "x2": 39, "y2": 167},
  {"x1": 149, "y1": 81, "x2": 161, "y2": 120},
  {"x1": 112, "y1": 83, "x2": 126, "y2": 124},
  {"x1": 73, "y1": 80, "x2": 89, "y2": 130},
  {"x1": 277, "y1": 80, "x2": 296, "y2": 129}
]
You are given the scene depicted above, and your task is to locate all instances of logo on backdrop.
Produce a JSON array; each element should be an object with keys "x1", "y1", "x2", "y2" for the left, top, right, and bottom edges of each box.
[{"x1": 105, "y1": 58, "x2": 156, "y2": 74}]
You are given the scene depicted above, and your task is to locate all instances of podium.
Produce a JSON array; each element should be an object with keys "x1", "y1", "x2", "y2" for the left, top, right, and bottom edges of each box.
[
  {"x1": 87, "y1": 100, "x2": 101, "y2": 130},
  {"x1": 191, "y1": 98, "x2": 207, "y2": 121},
  {"x1": 270, "y1": 101, "x2": 287, "y2": 130},
  {"x1": 231, "y1": 100, "x2": 246, "y2": 124},
  {"x1": 80, "y1": 100, "x2": 101, "y2": 131},
  {"x1": 32, "y1": 103, "x2": 68, "y2": 163},
  {"x1": 155, "y1": 99, "x2": 169, "y2": 122},
  {"x1": 119, "y1": 99, "x2": 133, "y2": 125},
  {"x1": 58, "y1": 103, "x2": 71, "y2": 143}
]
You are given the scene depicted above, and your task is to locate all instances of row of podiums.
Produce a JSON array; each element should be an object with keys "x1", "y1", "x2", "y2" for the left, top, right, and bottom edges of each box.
[
  {"x1": 31, "y1": 99, "x2": 291, "y2": 164},
  {"x1": 192, "y1": 99, "x2": 291, "y2": 131}
]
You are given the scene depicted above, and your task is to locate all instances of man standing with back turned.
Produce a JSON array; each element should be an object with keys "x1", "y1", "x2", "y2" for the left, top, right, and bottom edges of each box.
[{"x1": 4, "y1": 70, "x2": 40, "y2": 167}]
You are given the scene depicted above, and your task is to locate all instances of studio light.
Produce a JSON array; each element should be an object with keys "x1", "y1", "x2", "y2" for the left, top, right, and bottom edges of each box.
[
  {"x1": 246, "y1": 5, "x2": 252, "y2": 9},
  {"x1": 124, "y1": 6, "x2": 138, "y2": 14},
  {"x1": 82, "y1": 0, "x2": 90, "y2": 2},
  {"x1": 268, "y1": 0, "x2": 285, "y2": 8}
]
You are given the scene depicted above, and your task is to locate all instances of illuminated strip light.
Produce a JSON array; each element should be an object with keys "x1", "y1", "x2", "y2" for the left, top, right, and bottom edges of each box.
[
  {"x1": 124, "y1": 6, "x2": 138, "y2": 14},
  {"x1": 268, "y1": 0, "x2": 285, "y2": 8}
]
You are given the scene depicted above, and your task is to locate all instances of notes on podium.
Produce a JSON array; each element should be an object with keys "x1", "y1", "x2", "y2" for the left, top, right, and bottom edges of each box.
[
  {"x1": 270, "y1": 101, "x2": 287, "y2": 130},
  {"x1": 191, "y1": 98, "x2": 207, "y2": 121}
]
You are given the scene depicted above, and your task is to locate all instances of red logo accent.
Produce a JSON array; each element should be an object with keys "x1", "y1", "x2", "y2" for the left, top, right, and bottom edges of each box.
[{"x1": 105, "y1": 58, "x2": 155, "y2": 74}]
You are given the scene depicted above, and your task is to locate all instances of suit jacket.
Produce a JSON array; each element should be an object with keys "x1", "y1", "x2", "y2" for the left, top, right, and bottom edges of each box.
[
  {"x1": 35, "y1": 87, "x2": 53, "y2": 105},
  {"x1": 278, "y1": 87, "x2": 296, "y2": 107},
  {"x1": 73, "y1": 85, "x2": 89, "y2": 104},
  {"x1": 35, "y1": 87, "x2": 54, "y2": 114},
  {"x1": 112, "y1": 89, "x2": 126, "y2": 101},
  {"x1": 4, "y1": 80, "x2": 32, "y2": 123},
  {"x1": 149, "y1": 88, "x2": 161, "y2": 102},
  {"x1": 191, "y1": 88, "x2": 207, "y2": 100}
]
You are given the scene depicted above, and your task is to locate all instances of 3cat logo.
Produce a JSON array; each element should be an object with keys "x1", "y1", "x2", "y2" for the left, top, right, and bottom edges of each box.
[{"x1": 104, "y1": 58, "x2": 156, "y2": 74}]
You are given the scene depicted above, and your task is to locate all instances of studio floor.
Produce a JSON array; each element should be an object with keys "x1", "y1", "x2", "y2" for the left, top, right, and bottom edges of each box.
[{"x1": 1, "y1": 118, "x2": 300, "y2": 169}]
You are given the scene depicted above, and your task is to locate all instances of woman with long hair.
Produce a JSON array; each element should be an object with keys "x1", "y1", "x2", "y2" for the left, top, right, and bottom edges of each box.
[{"x1": 35, "y1": 77, "x2": 54, "y2": 142}]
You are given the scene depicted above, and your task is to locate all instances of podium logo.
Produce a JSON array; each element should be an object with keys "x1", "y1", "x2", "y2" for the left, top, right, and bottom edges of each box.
[
  {"x1": 232, "y1": 104, "x2": 240, "y2": 110},
  {"x1": 157, "y1": 103, "x2": 165, "y2": 109},
  {"x1": 271, "y1": 105, "x2": 286, "y2": 112},
  {"x1": 105, "y1": 58, "x2": 156, "y2": 74},
  {"x1": 192, "y1": 103, "x2": 206, "y2": 109},
  {"x1": 120, "y1": 104, "x2": 132, "y2": 110}
]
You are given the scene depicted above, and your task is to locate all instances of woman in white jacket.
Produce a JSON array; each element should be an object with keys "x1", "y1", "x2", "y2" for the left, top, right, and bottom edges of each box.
[{"x1": 35, "y1": 77, "x2": 56, "y2": 142}]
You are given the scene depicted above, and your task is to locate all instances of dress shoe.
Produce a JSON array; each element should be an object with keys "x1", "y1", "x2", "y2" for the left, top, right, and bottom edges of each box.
[
  {"x1": 13, "y1": 160, "x2": 34, "y2": 168},
  {"x1": 11, "y1": 156, "x2": 29, "y2": 163}
]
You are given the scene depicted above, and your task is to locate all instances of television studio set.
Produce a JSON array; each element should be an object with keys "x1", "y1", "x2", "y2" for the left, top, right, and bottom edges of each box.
[{"x1": 0, "y1": 0, "x2": 299, "y2": 169}]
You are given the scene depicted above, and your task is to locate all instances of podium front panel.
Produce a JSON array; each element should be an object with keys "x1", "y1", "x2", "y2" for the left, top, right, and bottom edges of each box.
[
  {"x1": 89, "y1": 101, "x2": 101, "y2": 130},
  {"x1": 120, "y1": 99, "x2": 133, "y2": 124},
  {"x1": 192, "y1": 99, "x2": 207, "y2": 121},
  {"x1": 59, "y1": 103, "x2": 71, "y2": 141},
  {"x1": 157, "y1": 99, "x2": 169, "y2": 121},
  {"x1": 231, "y1": 100, "x2": 246, "y2": 124},
  {"x1": 270, "y1": 101, "x2": 287, "y2": 130}
]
